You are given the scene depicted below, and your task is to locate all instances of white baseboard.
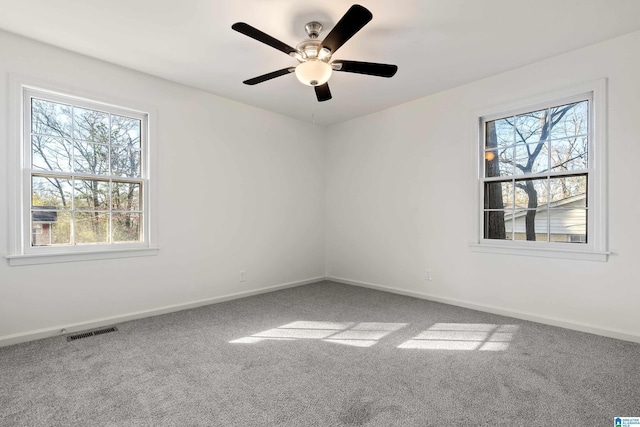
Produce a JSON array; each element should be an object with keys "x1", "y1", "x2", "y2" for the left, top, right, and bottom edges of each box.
[
  {"x1": 0, "y1": 277, "x2": 325, "y2": 348},
  {"x1": 326, "y1": 276, "x2": 640, "y2": 344}
]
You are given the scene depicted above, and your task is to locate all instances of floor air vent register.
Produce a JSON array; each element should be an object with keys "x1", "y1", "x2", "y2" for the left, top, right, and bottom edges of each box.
[{"x1": 66, "y1": 326, "x2": 118, "y2": 342}]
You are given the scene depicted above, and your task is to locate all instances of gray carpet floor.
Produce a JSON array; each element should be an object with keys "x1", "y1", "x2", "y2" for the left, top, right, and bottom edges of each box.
[{"x1": 1, "y1": 281, "x2": 639, "y2": 426}]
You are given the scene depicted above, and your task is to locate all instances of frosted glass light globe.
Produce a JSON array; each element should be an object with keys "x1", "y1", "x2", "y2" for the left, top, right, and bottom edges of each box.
[{"x1": 295, "y1": 59, "x2": 332, "y2": 86}]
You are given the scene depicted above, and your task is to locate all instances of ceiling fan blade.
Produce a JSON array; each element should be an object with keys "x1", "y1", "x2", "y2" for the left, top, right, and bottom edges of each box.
[
  {"x1": 321, "y1": 5, "x2": 373, "y2": 55},
  {"x1": 243, "y1": 68, "x2": 294, "y2": 85},
  {"x1": 314, "y1": 83, "x2": 332, "y2": 102},
  {"x1": 232, "y1": 22, "x2": 297, "y2": 56},
  {"x1": 333, "y1": 60, "x2": 398, "y2": 77}
]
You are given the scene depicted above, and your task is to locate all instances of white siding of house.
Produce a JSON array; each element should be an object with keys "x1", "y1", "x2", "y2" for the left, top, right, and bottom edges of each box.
[{"x1": 506, "y1": 198, "x2": 586, "y2": 241}]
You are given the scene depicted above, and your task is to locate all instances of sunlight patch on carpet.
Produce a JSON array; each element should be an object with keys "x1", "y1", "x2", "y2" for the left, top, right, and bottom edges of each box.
[
  {"x1": 397, "y1": 323, "x2": 518, "y2": 351},
  {"x1": 230, "y1": 321, "x2": 518, "y2": 350},
  {"x1": 229, "y1": 321, "x2": 408, "y2": 347}
]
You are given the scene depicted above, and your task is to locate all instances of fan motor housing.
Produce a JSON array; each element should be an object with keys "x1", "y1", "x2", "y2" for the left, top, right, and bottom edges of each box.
[{"x1": 296, "y1": 39, "x2": 331, "y2": 61}]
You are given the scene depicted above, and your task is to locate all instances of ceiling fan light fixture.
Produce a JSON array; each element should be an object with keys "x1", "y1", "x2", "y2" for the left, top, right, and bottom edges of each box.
[{"x1": 295, "y1": 59, "x2": 332, "y2": 86}]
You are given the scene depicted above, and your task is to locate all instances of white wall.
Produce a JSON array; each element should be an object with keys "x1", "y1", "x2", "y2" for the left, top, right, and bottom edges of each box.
[
  {"x1": 325, "y1": 30, "x2": 640, "y2": 341},
  {"x1": 0, "y1": 30, "x2": 326, "y2": 344}
]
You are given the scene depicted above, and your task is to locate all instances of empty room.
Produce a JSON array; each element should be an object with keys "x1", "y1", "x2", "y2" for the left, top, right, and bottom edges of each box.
[{"x1": 1, "y1": 1, "x2": 639, "y2": 426}]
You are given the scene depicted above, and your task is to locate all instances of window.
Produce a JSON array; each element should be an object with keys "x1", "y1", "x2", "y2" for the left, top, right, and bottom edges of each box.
[
  {"x1": 7, "y1": 84, "x2": 157, "y2": 265},
  {"x1": 473, "y1": 81, "x2": 608, "y2": 261}
]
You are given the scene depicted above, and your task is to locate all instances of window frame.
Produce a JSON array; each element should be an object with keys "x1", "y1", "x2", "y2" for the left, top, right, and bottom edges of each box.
[
  {"x1": 6, "y1": 78, "x2": 159, "y2": 266},
  {"x1": 470, "y1": 80, "x2": 609, "y2": 262}
]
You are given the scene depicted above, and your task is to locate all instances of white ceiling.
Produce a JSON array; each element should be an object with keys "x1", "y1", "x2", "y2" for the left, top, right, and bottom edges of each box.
[{"x1": 1, "y1": 0, "x2": 640, "y2": 125}]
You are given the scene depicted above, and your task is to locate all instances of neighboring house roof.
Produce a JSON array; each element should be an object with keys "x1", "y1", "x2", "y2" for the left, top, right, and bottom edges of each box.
[
  {"x1": 506, "y1": 193, "x2": 586, "y2": 220},
  {"x1": 33, "y1": 207, "x2": 58, "y2": 223}
]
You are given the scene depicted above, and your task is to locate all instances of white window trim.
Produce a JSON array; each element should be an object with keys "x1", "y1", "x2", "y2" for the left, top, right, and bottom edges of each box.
[
  {"x1": 469, "y1": 79, "x2": 609, "y2": 262},
  {"x1": 5, "y1": 75, "x2": 159, "y2": 266}
]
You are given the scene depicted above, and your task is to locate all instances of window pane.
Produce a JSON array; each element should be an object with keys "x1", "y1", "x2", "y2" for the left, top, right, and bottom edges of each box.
[
  {"x1": 484, "y1": 149, "x2": 498, "y2": 176},
  {"x1": 74, "y1": 180, "x2": 110, "y2": 210},
  {"x1": 549, "y1": 101, "x2": 588, "y2": 140},
  {"x1": 487, "y1": 118, "x2": 515, "y2": 150},
  {"x1": 113, "y1": 212, "x2": 141, "y2": 242},
  {"x1": 74, "y1": 107, "x2": 110, "y2": 143},
  {"x1": 484, "y1": 211, "x2": 512, "y2": 240},
  {"x1": 549, "y1": 209, "x2": 587, "y2": 243},
  {"x1": 111, "y1": 146, "x2": 141, "y2": 178},
  {"x1": 550, "y1": 137, "x2": 588, "y2": 171},
  {"x1": 112, "y1": 182, "x2": 140, "y2": 210},
  {"x1": 31, "y1": 210, "x2": 71, "y2": 246},
  {"x1": 75, "y1": 212, "x2": 110, "y2": 244},
  {"x1": 516, "y1": 109, "x2": 548, "y2": 144},
  {"x1": 111, "y1": 115, "x2": 141, "y2": 148},
  {"x1": 73, "y1": 141, "x2": 109, "y2": 175},
  {"x1": 513, "y1": 210, "x2": 548, "y2": 242},
  {"x1": 31, "y1": 98, "x2": 72, "y2": 138},
  {"x1": 485, "y1": 148, "x2": 514, "y2": 177},
  {"x1": 484, "y1": 181, "x2": 513, "y2": 209},
  {"x1": 32, "y1": 136, "x2": 72, "y2": 172},
  {"x1": 515, "y1": 178, "x2": 548, "y2": 208},
  {"x1": 549, "y1": 175, "x2": 587, "y2": 206},
  {"x1": 32, "y1": 176, "x2": 72, "y2": 208},
  {"x1": 514, "y1": 142, "x2": 548, "y2": 175}
]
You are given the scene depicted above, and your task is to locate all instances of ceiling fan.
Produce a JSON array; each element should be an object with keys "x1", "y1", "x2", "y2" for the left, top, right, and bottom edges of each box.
[{"x1": 232, "y1": 4, "x2": 398, "y2": 102}]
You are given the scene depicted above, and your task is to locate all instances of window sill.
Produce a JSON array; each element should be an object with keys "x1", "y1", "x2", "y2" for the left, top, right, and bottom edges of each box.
[
  {"x1": 469, "y1": 243, "x2": 609, "y2": 262},
  {"x1": 5, "y1": 247, "x2": 160, "y2": 266}
]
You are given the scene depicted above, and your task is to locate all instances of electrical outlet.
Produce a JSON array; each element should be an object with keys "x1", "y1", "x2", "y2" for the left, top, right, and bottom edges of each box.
[
  {"x1": 240, "y1": 271, "x2": 246, "y2": 282},
  {"x1": 425, "y1": 269, "x2": 432, "y2": 281}
]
